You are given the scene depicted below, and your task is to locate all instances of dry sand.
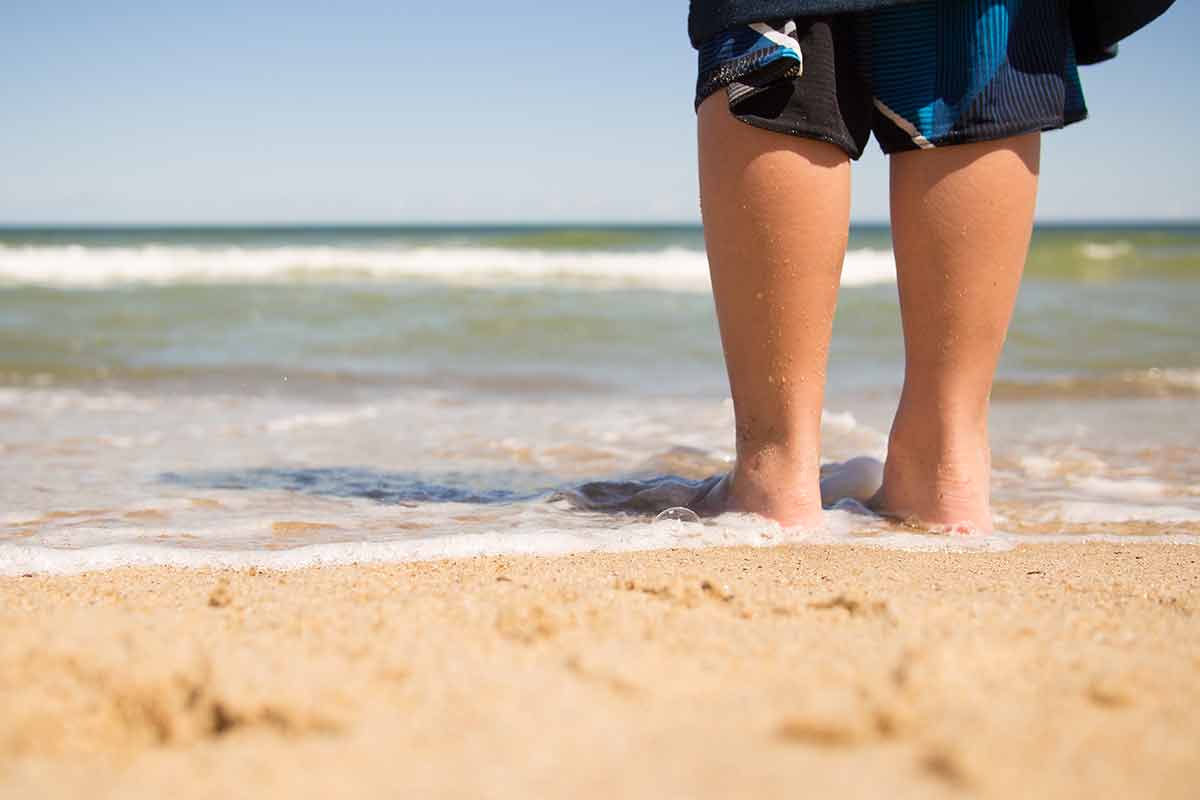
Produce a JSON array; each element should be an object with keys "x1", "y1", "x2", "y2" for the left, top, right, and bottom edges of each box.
[{"x1": 2, "y1": 543, "x2": 1197, "y2": 799}]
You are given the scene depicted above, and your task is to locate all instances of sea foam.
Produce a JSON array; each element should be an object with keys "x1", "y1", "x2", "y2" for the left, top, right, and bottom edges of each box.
[
  {"x1": 0, "y1": 508, "x2": 1015, "y2": 576},
  {"x1": 0, "y1": 244, "x2": 898, "y2": 291}
]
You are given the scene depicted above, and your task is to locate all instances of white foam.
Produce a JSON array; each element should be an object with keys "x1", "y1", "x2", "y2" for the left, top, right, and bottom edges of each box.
[
  {"x1": 1018, "y1": 448, "x2": 1107, "y2": 479},
  {"x1": 7, "y1": 500, "x2": 1199, "y2": 576},
  {"x1": 1125, "y1": 367, "x2": 1200, "y2": 390},
  {"x1": 820, "y1": 409, "x2": 861, "y2": 434},
  {"x1": 1068, "y1": 476, "x2": 1167, "y2": 500},
  {"x1": 0, "y1": 245, "x2": 898, "y2": 292},
  {"x1": 1048, "y1": 502, "x2": 1200, "y2": 525},
  {"x1": 1019, "y1": 455, "x2": 1061, "y2": 480},
  {"x1": 5, "y1": 385, "x2": 1196, "y2": 576},
  {"x1": 0, "y1": 514, "x2": 1011, "y2": 576},
  {"x1": 1079, "y1": 241, "x2": 1133, "y2": 260},
  {"x1": 23, "y1": 524, "x2": 1200, "y2": 577},
  {"x1": 265, "y1": 406, "x2": 381, "y2": 433},
  {"x1": 0, "y1": 387, "x2": 159, "y2": 413}
]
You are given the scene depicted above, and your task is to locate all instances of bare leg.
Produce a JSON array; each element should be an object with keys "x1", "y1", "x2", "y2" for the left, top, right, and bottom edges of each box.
[
  {"x1": 693, "y1": 94, "x2": 851, "y2": 528},
  {"x1": 873, "y1": 133, "x2": 1041, "y2": 532}
]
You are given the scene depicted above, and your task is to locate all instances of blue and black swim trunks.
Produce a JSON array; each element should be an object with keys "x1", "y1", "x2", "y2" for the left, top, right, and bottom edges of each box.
[{"x1": 695, "y1": 0, "x2": 1088, "y2": 158}]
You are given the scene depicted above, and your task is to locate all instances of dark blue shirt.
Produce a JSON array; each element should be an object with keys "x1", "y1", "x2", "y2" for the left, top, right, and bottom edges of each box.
[{"x1": 687, "y1": 0, "x2": 1177, "y2": 65}]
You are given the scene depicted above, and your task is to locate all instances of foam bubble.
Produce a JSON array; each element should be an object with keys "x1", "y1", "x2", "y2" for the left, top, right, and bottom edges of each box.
[{"x1": 654, "y1": 507, "x2": 701, "y2": 524}]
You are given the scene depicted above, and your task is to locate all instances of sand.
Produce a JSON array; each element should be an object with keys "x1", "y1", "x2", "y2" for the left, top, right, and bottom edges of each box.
[{"x1": 2, "y1": 543, "x2": 1197, "y2": 799}]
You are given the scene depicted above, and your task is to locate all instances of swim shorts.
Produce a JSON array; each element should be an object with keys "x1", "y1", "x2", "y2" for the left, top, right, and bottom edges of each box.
[{"x1": 694, "y1": 0, "x2": 1087, "y2": 158}]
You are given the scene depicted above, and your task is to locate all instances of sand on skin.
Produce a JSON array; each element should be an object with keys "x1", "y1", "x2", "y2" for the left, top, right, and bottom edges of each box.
[{"x1": 1, "y1": 543, "x2": 1198, "y2": 799}]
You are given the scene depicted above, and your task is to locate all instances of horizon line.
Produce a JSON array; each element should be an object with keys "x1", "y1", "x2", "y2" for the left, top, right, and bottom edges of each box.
[{"x1": 1, "y1": 218, "x2": 1198, "y2": 229}]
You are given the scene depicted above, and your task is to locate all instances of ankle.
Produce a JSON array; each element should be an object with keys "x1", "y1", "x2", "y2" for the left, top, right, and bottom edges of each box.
[
  {"x1": 877, "y1": 406, "x2": 994, "y2": 532},
  {"x1": 734, "y1": 445, "x2": 819, "y2": 494},
  {"x1": 889, "y1": 396, "x2": 990, "y2": 460},
  {"x1": 724, "y1": 451, "x2": 823, "y2": 527},
  {"x1": 885, "y1": 432, "x2": 990, "y2": 474}
]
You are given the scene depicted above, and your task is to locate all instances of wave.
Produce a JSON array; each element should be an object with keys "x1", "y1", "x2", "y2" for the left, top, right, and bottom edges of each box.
[
  {"x1": 0, "y1": 244, "x2": 899, "y2": 291},
  {"x1": 992, "y1": 368, "x2": 1200, "y2": 400},
  {"x1": 8, "y1": 516, "x2": 1199, "y2": 576},
  {"x1": 1078, "y1": 241, "x2": 1134, "y2": 260}
]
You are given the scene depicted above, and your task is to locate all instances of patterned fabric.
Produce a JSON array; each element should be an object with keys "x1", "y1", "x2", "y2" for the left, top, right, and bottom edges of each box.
[
  {"x1": 866, "y1": 0, "x2": 1086, "y2": 150},
  {"x1": 688, "y1": 0, "x2": 924, "y2": 48},
  {"x1": 687, "y1": 0, "x2": 1177, "y2": 64},
  {"x1": 694, "y1": 0, "x2": 1088, "y2": 156},
  {"x1": 696, "y1": 21, "x2": 804, "y2": 110}
]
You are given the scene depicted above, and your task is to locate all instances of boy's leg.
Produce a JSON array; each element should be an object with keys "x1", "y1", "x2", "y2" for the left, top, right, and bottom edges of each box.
[
  {"x1": 873, "y1": 132, "x2": 1041, "y2": 532},
  {"x1": 694, "y1": 94, "x2": 851, "y2": 528}
]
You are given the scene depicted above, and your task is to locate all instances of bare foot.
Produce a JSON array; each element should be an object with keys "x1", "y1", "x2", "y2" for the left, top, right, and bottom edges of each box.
[
  {"x1": 867, "y1": 426, "x2": 994, "y2": 533},
  {"x1": 691, "y1": 460, "x2": 825, "y2": 529}
]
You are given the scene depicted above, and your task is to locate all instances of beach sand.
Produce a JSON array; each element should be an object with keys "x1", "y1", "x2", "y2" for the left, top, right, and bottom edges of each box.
[{"x1": 2, "y1": 543, "x2": 1197, "y2": 799}]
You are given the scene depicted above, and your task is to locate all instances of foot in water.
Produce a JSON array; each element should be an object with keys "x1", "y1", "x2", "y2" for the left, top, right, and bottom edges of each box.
[
  {"x1": 689, "y1": 461, "x2": 826, "y2": 530},
  {"x1": 865, "y1": 430, "x2": 995, "y2": 534},
  {"x1": 687, "y1": 457, "x2": 884, "y2": 529},
  {"x1": 689, "y1": 452, "x2": 991, "y2": 534}
]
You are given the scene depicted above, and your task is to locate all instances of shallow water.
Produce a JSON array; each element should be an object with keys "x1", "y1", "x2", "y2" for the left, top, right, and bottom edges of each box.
[{"x1": 1, "y1": 224, "x2": 1197, "y2": 573}]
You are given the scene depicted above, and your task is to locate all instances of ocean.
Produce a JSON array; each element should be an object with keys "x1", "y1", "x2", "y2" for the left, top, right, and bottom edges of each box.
[{"x1": 1, "y1": 223, "x2": 1198, "y2": 573}]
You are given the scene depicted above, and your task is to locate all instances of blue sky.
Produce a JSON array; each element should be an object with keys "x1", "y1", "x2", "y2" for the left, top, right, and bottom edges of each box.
[{"x1": 2, "y1": 1, "x2": 1196, "y2": 223}]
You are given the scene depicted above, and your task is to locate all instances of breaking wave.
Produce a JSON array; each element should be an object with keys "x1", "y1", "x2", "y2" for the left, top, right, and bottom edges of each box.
[{"x1": 0, "y1": 244, "x2": 899, "y2": 291}]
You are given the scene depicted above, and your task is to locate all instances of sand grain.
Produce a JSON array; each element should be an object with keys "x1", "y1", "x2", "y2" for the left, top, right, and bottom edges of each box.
[{"x1": 1, "y1": 543, "x2": 1197, "y2": 799}]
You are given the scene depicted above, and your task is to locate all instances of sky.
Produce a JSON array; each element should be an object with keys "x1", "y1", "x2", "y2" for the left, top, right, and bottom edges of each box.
[{"x1": 2, "y1": 1, "x2": 1197, "y2": 224}]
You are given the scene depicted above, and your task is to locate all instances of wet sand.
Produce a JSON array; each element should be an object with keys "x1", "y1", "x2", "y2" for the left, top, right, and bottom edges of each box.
[{"x1": 2, "y1": 543, "x2": 1198, "y2": 799}]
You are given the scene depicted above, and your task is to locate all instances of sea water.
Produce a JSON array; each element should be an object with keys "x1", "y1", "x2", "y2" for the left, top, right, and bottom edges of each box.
[{"x1": 1, "y1": 224, "x2": 1198, "y2": 574}]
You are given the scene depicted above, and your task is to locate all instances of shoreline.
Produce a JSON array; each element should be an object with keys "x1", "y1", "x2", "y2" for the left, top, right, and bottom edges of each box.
[
  {"x1": 3, "y1": 542, "x2": 1197, "y2": 798},
  {"x1": 4, "y1": 530, "x2": 1200, "y2": 577}
]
